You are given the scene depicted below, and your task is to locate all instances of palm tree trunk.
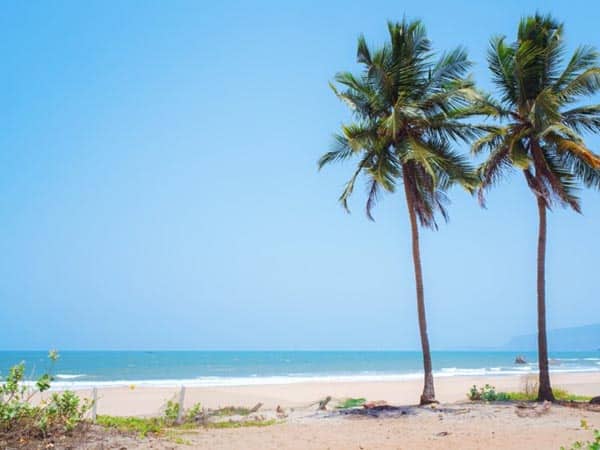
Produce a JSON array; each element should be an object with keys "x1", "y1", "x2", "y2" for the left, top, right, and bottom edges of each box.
[
  {"x1": 536, "y1": 196, "x2": 555, "y2": 401},
  {"x1": 402, "y1": 177, "x2": 436, "y2": 405}
]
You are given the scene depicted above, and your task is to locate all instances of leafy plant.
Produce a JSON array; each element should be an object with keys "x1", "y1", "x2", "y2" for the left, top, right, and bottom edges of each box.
[
  {"x1": 185, "y1": 402, "x2": 203, "y2": 422},
  {"x1": 163, "y1": 400, "x2": 180, "y2": 425},
  {"x1": 336, "y1": 398, "x2": 366, "y2": 409},
  {"x1": 561, "y1": 429, "x2": 600, "y2": 450},
  {"x1": 468, "y1": 384, "x2": 590, "y2": 403},
  {"x1": 0, "y1": 351, "x2": 91, "y2": 443},
  {"x1": 468, "y1": 384, "x2": 509, "y2": 401}
]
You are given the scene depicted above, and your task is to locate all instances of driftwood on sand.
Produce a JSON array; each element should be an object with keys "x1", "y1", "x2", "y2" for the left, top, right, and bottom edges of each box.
[
  {"x1": 249, "y1": 402, "x2": 263, "y2": 413},
  {"x1": 515, "y1": 401, "x2": 551, "y2": 418},
  {"x1": 318, "y1": 396, "x2": 332, "y2": 410}
]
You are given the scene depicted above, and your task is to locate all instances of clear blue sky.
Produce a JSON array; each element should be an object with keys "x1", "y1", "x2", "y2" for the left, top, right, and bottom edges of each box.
[{"x1": 1, "y1": 0, "x2": 598, "y2": 350}]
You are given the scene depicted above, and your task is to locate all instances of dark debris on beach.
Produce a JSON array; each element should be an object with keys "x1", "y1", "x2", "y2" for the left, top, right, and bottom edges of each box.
[{"x1": 335, "y1": 405, "x2": 415, "y2": 418}]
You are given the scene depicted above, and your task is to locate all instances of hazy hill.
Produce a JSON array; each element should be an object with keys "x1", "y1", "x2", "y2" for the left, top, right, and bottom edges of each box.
[{"x1": 504, "y1": 324, "x2": 600, "y2": 351}]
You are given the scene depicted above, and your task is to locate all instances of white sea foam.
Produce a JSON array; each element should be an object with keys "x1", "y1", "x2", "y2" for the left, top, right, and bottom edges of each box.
[
  {"x1": 42, "y1": 365, "x2": 600, "y2": 391},
  {"x1": 55, "y1": 374, "x2": 86, "y2": 380},
  {"x1": 439, "y1": 368, "x2": 486, "y2": 376},
  {"x1": 514, "y1": 366, "x2": 534, "y2": 371}
]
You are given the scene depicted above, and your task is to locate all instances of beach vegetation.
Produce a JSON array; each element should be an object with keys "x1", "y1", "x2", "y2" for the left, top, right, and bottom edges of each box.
[
  {"x1": 96, "y1": 413, "x2": 278, "y2": 437},
  {"x1": 468, "y1": 384, "x2": 510, "y2": 401},
  {"x1": 165, "y1": 430, "x2": 192, "y2": 445},
  {"x1": 336, "y1": 398, "x2": 367, "y2": 409},
  {"x1": 211, "y1": 405, "x2": 252, "y2": 417},
  {"x1": 475, "y1": 13, "x2": 600, "y2": 402},
  {"x1": 0, "y1": 352, "x2": 91, "y2": 445},
  {"x1": 319, "y1": 18, "x2": 487, "y2": 406},
  {"x1": 207, "y1": 418, "x2": 278, "y2": 429},
  {"x1": 96, "y1": 415, "x2": 163, "y2": 437},
  {"x1": 163, "y1": 399, "x2": 180, "y2": 425},
  {"x1": 185, "y1": 402, "x2": 203, "y2": 422},
  {"x1": 97, "y1": 399, "x2": 199, "y2": 437},
  {"x1": 468, "y1": 384, "x2": 592, "y2": 402},
  {"x1": 561, "y1": 429, "x2": 600, "y2": 450},
  {"x1": 504, "y1": 388, "x2": 591, "y2": 402},
  {"x1": 96, "y1": 402, "x2": 276, "y2": 439}
]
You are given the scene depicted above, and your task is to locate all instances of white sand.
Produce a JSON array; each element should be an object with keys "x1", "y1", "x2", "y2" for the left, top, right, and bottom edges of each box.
[
  {"x1": 47, "y1": 372, "x2": 600, "y2": 416},
  {"x1": 35, "y1": 372, "x2": 600, "y2": 449}
]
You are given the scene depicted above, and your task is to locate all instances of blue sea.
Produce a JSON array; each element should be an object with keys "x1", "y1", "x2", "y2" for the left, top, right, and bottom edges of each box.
[{"x1": 1, "y1": 351, "x2": 599, "y2": 390}]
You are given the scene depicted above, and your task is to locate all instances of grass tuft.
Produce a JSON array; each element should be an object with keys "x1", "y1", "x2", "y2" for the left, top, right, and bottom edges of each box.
[
  {"x1": 95, "y1": 415, "x2": 164, "y2": 437},
  {"x1": 95, "y1": 413, "x2": 279, "y2": 437},
  {"x1": 210, "y1": 406, "x2": 252, "y2": 417},
  {"x1": 207, "y1": 419, "x2": 278, "y2": 429}
]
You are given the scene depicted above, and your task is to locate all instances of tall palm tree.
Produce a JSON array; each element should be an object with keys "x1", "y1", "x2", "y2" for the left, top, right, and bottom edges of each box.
[
  {"x1": 319, "y1": 20, "x2": 483, "y2": 405},
  {"x1": 476, "y1": 14, "x2": 600, "y2": 401}
]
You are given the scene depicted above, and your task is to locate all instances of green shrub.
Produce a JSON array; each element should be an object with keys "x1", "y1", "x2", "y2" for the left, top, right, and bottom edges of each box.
[
  {"x1": 554, "y1": 388, "x2": 592, "y2": 402},
  {"x1": 561, "y1": 429, "x2": 600, "y2": 450},
  {"x1": 163, "y1": 400, "x2": 180, "y2": 425},
  {"x1": 0, "y1": 351, "x2": 91, "y2": 441},
  {"x1": 184, "y1": 402, "x2": 203, "y2": 422},
  {"x1": 336, "y1": 398, "x2": 366, "y2": 409},
  {"x1": 468, "y1": 384, "x2": 505, "y2": 401},
  {"x1": 96, "y1": 415, "x2": 163, "y2": 437},
  {"x1": 162, "y1": 400, "x2": 204, "y2": 425},
  {"x1": 468, "y1": 384, "x2": 591, "y2": 403}
]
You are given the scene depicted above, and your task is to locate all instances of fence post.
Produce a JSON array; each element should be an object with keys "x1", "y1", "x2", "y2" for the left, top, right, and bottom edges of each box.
[
  {"x1": 91, "y1": 387, "x2": 97, "y2": 421},
  {"x1": 177, "y1": 386, "x2": 185, "y2": 422}
]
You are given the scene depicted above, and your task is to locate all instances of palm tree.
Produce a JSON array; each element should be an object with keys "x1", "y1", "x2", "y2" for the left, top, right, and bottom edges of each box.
[
  {"x1": 319, "y1": 20, "x2": 483, "y2": 405},
  {"x1": 475, "y1": 14, "x2": 600, "y2": 401}
]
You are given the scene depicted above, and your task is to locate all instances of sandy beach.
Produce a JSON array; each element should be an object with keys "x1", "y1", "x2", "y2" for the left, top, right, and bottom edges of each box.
[
  {"x1": 4, "y1": 2, "x2": 600, "y2": 449},
  {"x1": 61, "y1": 372, "x2": 600, "y2": 417},
  {"x1": 34, "y1": 372, "x2": 600, "y2": 449}
]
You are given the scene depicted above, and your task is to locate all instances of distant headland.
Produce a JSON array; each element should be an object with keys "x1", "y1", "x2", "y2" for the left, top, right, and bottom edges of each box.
[{"x1": 504, "y1": 324, "x2": 600, "y2": 351}]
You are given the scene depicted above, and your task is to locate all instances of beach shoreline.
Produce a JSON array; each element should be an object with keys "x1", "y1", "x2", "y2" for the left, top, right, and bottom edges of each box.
[
  {"x1": 41, "y1": 371, "x2": 600, "y2": 417},
  {"x1": 28, "y1": 371, "x2": 600, "y2": 449}
]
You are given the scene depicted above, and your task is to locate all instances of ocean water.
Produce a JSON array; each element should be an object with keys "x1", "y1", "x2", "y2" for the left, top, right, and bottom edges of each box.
[{"x1": 1, "y1": 351, "x2": 599, "y2": 390}]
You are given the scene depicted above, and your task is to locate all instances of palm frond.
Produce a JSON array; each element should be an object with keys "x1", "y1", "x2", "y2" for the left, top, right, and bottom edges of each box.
[
  {"x1": 337, "y1": 151, "x2": 373, "y2": 213},
  {"x1": 429, "y1": 46, "x2": 471, "y2": 85},
  {"x1": 553, "y1": 45, "x2": 599, "y2": 91},
  {"x1": 530, "y1": 87, "x2": 561, "y2": 129},
  {"x1": 562, "y1": 104, "x2": 600, "y2": 133},
  {"x1": 549, "y1": 136, "x2": 600, "y2": 169},
  {"x1": 356, "y1": 35, "x2": 372, "y2": 66},
  {"x1": 558, "y1": 67, "x2": 600, "y2": 102},
  {"x1": 318, "y1": 134, "x2": 356, "y2": 170},
  {"x1": 540, "y1": 147, "x2": 581, "y2": 211},
  {"x1": 364, "y1": 178, "x2": 379, "y2": 221},
  {"x1": 558, "y1": 151, "x2": 600, "y2": 189},
  {"x1": 472, "y1": 127, "x2": 506, "y2": 155},
  {"x1": 477, "y1": 146, "x2": 512, "y2": 205}
]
